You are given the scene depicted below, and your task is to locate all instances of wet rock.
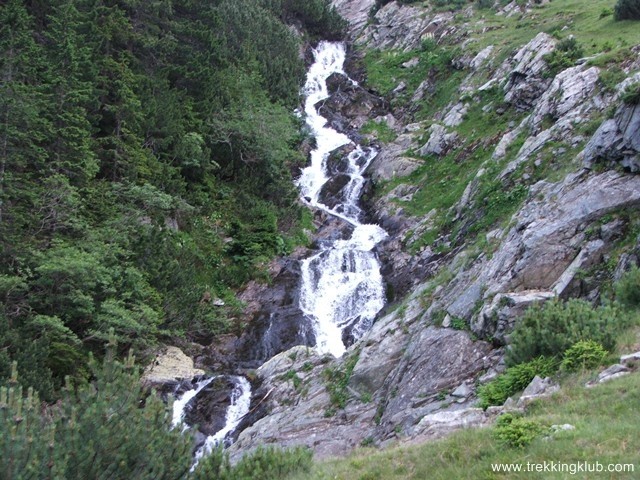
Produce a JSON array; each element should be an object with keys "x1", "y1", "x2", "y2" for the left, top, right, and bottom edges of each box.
[
  {"x1": 317, "y1": 77, "x2": 389, "y2": 134},
  {"x1": 184, "y1": 376, "x2": 237, "y2": 436},
  {"x1": 319, "y1": 173, "x2": 352, "y2": 209},
  {"x1": 235, "y1": 258, "x2": 315, "y2": 368}
]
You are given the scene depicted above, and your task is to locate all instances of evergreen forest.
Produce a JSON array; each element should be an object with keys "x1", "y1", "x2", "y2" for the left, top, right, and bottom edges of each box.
[{"x1": 0, "y1": 1, "x2": 342, "y2": 476}]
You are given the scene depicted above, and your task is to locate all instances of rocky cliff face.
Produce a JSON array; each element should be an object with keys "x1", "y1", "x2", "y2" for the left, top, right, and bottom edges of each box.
[{"x1": 227, "y1": 0, "x2": 640, "y2": 459}]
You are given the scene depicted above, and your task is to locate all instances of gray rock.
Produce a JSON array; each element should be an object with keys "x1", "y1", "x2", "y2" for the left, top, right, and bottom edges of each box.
[
  {"x1": 551, "y1": 424, "x2": 576, "y2": 432},
  {"x1": 592, "y1": 364, "x2": 631, "y2": 385},
  {"x1": 451, "y1": 382, "x2": 474, "y2": 399},
  {"x1": 402, "y1": 57, "x2": 420, "y2": 69},
  {"x1": 443, "y1": 103, "x2": 469, "y2": 127},
  {"x1": 470, "y1": 46, "x2": 494, "y2": 70},
  {"x1": 530, "y1": 66, "x2": 600, "y2": 134},
  {"x1": 413, "y1": 408, "x2": 497, "y2": 440},
  {"x1": 620, "y1": 352, "x2": 640, "y2": 365},
  {"x1": 517, "y1": 376, "x2": 559, "y2": 407},
  {"x1": 418, "y1": 124, "x2": 459, "y2": 157},
  {"x1": 503, "y1": 32, "x2": 557, "y2": 111},
  {"x1": 331, "y1": 0, "x2": 376, "y2": 36},
  {"x1": 357, "y1": 3, "x2": 453, "y2": 52},
  {"x1": 475, "y1": 290, "x2": 556, "y2": 342},
  {"x1": 368, "y1": 133, "x2": 421, "y2": 182},
  {"x1": 552, "y1": 239, "x2": 606, "y2": 298},
  {"x1": 583, "y1": 102, "x2": 640, "y2": 171}
]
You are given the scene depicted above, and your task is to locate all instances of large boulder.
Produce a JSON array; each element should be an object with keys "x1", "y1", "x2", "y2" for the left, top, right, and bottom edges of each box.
[{"x1": 142, "y1": 346, "x2": 205, "y2": 388}]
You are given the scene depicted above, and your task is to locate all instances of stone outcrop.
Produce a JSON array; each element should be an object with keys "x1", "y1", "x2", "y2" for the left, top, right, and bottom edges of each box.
[
  {"x1": 356, "y1": 2, "x2": 454, "y2": 52},
  {"x1": 142, "y1": 346, "x2": 204, "y2": 388},
  {"x1": 583, "y1": 102, "x2": 640, "y2": 172}
]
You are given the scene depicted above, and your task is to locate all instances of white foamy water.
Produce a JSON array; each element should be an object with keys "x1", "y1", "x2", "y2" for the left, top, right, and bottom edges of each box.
[
  {"x1": 297, "y1": 42, "x2": 387, "y2": 357},
  {"x1": 172, "y1": 376, "x2": 252, "y2": 469}
]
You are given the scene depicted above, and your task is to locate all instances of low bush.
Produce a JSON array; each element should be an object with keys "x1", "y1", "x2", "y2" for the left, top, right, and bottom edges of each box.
[
  {"x1": 560, "y1": 340, "x2": 608, "y2": 372},
  {"x1": 477, "y1": 356, "x2": 558, "y2": 409},
  {"x1": 615, "y1": 265, "x2": 640, "y2": 307},
  {"x1": 494, "y1": 413, "x2": 546, "y2": 448},
  {"x1": 506, "y1": 299, "x2": 626, "y2": 365},
  {"x1": 614, "y1": 0, "x2": 640, "y2": 20},
  {"x1": 543, "y1": 37, "x2": 584, "y2": 77}
]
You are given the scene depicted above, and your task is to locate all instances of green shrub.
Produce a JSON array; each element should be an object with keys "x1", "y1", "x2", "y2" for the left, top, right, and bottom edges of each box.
[
  {"x1": 621, "y1": 83, "x2": 640, "y2": 105},
  {"x1": 506, "y1": 299, "x2": 626, "y2": 365},
  {"x1": 560, "y1": 340, "x2": 608, "y2": 372},
  {"x1": 616, "y1": 266, "x2": 640, "y2": 308},
  {"x1": 477, "y1": 357, "x2": 558, "y2": 409},
  {"x1": 543, "y1": 37, "x2": 584, "y2": 77},
  {"x1": 615, "y1": 0, "x2": 640, "y2": 20},
  {"x1": 494, "y1": 413, "x2": 545, "y2": 448}
]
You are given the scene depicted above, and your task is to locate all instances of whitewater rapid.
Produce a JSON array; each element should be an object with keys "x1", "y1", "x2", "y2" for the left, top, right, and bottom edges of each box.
[{"x1": 297, "y1": 42, "x2": 387, "y2": 357}]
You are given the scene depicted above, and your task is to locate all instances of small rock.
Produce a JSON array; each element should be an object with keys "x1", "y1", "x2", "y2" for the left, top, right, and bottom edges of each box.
[
  {"x1": 517, "y1": 376, "x2": 559, "y2": 407},
  {"x1": 551, "y1": 424, "x2": 575, "y2": 432},
  {"x1": 393, "y1": 81, "x2": 407, "y2": 94},
  {"x1": 620, "y1": 351, "x2": 640, "y2": 365},
  {"x1": 402, "y1": 57, "x2": 420, "y2": 68},
  {"x1": 212, "y1": 298, "x2": 225, "y2": 307},
  {"x1": 589, "y1": 364, "x2": 631, "y2": 386},
  {"x1": 451, "y1": 382, "x2": 473, "y2": 398}
]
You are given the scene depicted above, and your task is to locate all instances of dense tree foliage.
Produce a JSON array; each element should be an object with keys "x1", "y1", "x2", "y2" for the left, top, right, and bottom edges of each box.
[
  {"x1": 0, "y1": 0, "x2": 343, "y2": 399},
  {"x1": 0, "y1": 339, "x2": 312, "y2": 479}
]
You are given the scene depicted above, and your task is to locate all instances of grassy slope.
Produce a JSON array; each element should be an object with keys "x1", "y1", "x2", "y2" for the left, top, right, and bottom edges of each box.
[{"x1": 288, "y1": 369, "x2": 639, "y2": 480}]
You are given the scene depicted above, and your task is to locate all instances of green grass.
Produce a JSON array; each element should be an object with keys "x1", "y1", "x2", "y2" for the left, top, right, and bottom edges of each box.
[
  {"x1": 465, "y1": 0, "x2": 640, "y2": 56},
  {"x1": 287, "y1": 372, "x2": 640, "y2": 480}
]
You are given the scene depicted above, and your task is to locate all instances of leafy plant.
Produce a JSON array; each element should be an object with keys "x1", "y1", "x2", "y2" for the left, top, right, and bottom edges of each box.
[
  {"x1": 323, "y1": 351, "x2": 360, "y2": 414},
  {"x1": 560, "y1": 340, "x2": 608, "y2": 372}
]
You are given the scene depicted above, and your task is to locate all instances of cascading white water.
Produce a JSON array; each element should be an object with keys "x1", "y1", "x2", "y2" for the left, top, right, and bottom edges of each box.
[
  {"x1": 297, "y1": 42, "x2": 387, "y2": 358},
  {"x1": 172, "y1": 376, "x2": 252, "y2": 469}
]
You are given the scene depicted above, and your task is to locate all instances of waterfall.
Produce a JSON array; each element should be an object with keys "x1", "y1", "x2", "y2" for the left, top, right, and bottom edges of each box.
[
  {"x1": 171, "y1": 375, "x2": 252, "y2": 469},
  {"x1": 297, "y1": 42, "x2": 387, "y2": 357}
]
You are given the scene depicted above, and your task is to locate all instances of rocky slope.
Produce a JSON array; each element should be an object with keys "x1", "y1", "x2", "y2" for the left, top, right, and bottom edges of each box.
[{"x1": 178, "y1": 0, "x2": 640, "y2": 461}]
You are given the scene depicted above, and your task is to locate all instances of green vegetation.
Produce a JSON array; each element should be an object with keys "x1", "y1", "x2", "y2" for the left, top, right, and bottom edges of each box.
[
  {"x1": 288, "y1": 372, "x2": 640, "y2": 480},
  {"x1": 621, "y1": 82, "x2": 640, "y2": 104},
  {"x1": 616, "y1": 266, "x2": 640, "y2": 308},
  {"x1": 477, "y1": 356, "x2": 558, "y2": 409},
  {"x1": 0, "y1": 0, "x2": 343, "y2": 398},
  {"x1": 360, "y1": 120, "x2": 397, "y2": 144},
  {"x1": 543, "y1": 37, "x2": 585, "y2": 77},
  {"x1": 494, "y1": 412, "x2": 546, "y2": 448},
  {"x1": 506, "y1": 299, "x2": 631, "y2": 365},
  {"x1": 615, "y1": 0, "x2": 640, "y2": 20},
  {"x1": 0, "y1": 339, "x2": 312, "y2": 480},
  {"x1": 322, "y1": 351, "x2": 360, "y2": 416},
  {"x1": 560, "y1": 340, "x2": 608, "y2": 372}
]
